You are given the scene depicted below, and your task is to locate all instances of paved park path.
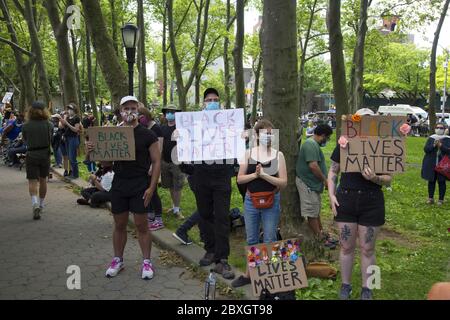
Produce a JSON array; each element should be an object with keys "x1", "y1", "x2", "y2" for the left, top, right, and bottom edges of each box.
[{"x1": 0, "y1": 165, "x2": 206, "y2": 300}]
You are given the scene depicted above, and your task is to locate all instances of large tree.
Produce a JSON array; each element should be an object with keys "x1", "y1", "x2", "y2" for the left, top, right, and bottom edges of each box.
[
  {"x1": 262, "y1": 0, "x2": 308, "y2": 237},
  {"x1": 233, "y1": 0, "x2": 245, "y2": 109},
  {"x1": 137, "y1": 0, "x2": 147, "y2": 106},
  {"x1": 81, "y1": 0, "x2": 128, "y2": 108},
  {"x1": 328, "y1": 0, "x2": 348, "y2": 139},
  {"x1": 43, "y1": 0, "x2": 79, "y2": 106},
  {"x1": 428, "y1": 0, "x2": 450, "y2": 129}
]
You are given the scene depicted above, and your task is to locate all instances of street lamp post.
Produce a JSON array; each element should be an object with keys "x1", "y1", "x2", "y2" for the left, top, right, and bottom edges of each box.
[
  {"x1": 442, "y1": 55, "x2": 448, "y2": 122},
  {"x1": 121, "y1": 23, "x2": 139, "y2": 96}
]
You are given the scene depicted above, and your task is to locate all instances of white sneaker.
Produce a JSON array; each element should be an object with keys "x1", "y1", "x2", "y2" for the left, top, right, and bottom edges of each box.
[
  {"x1": 141, "y1": 260, "x2": 154, "y2": 280},
  {"x1": 32, "y1": 204, "x2": 41, "y2": 220},
  {"x1": 105, "y1": 257, "x2": 124, "y2": 278}
]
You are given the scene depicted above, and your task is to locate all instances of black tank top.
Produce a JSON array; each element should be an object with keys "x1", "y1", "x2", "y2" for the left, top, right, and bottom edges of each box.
[{"x1": 246, "y1": 150, "x2": 279, "y2": 193}]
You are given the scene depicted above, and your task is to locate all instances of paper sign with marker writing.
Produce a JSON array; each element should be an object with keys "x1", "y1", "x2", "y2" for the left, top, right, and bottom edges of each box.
[
  {"x1": 2, "y1": 92, "x2": 13, "y2": 104},
  {"x1": 246, "y1": 238, "x2": 308, "y2": 297},
  {"x1": 175, "y1": 109, "x2": 245, "y2": 162},
  {"x1": 87, "y1": 126, "x2": 135, "y2": 161},
  {"x1": 340, "y1": 115, "x2": 407, "y2": 173}
]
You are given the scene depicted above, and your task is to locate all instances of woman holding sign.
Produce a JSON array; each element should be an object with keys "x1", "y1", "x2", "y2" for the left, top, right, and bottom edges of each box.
[
  {"x1": 232, "y1": 119, "x2": 288, "y2": 288},
  {"x1": 421, "y1": 123, "x2": 450, "y2": 205},
  {"x1": 328, "y1": 108, "x2": 393, "y2": 300}
]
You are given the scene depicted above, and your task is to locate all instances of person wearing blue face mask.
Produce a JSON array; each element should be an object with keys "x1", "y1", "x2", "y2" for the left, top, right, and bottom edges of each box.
[
  {"x1": 160, "y1": 104, "x2": 185, "y2": 222},
  {"x1": 296, "y1": 124, "x2": 336, "y2": 248}
]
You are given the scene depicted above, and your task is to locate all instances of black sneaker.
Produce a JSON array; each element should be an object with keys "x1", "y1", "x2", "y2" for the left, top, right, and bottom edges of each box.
[
  {"x1": 231, "y1": 275, "x2": 251, "y2": 288},
  {"x1": 63, "y1": 170, "x2": 69, "y2": 177},
  {"x1": 172, "y1": 230, "x2": 193, "y2": 245},
  {"x1": 199, "y1": 252, "x2": 215, "y2": 267},
  {"x1": 77, "y1": 198, "x2": 90, "y2": 205},
  {"x1": 339, "y1": 283, "x2": 352, "y2": 300},
  {"x1": 360, "y1": 287, "x2": 373, "y2": 300},
  {"x1": 214, "y1": 259, "x2": 235, "y2": 280}
]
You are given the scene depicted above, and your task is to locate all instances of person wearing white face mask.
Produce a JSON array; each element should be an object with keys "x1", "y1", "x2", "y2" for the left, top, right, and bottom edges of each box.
[{"x1": 421, "y1": 123, "x2": 450, "y2": 205}]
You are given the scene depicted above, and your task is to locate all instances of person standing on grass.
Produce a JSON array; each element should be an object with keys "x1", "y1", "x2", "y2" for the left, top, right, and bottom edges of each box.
[
  {"x1": 22, "y1": 101, "x2": 53, "y2": 220},
  {"x1": 160, "y1": 104, "x2": 185, "y2": 220},
  {"x1": 59, "y1": 103, "x2": 81, "y2": 179},
  {"x1": 231, "y1": 119, "x2": 288, "y2": 288},
  {"x1": 327, "y1": 108, "x2": 393, "y2": 300},
  {"x1": 138, "y1": 105, "x2": 165, "y2": 230},
  {"x1": 87, "y1": 96, "x2": 161, "y2": 280},
  {"x1": 296, "y1": 124, "x2": 337, "y2": 248},
  {"x1": 421, "y1": 123, "x2": 450, "y2": 205}
]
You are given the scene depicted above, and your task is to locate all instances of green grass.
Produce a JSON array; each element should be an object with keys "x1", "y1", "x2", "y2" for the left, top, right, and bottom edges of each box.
[{"x1": 76, "y1": 136, "x2": 450, "y2": 300}]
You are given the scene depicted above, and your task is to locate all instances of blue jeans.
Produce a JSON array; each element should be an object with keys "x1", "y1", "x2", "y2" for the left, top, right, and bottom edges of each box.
[
  {"x1": 244, "y1": 192, "x2": 281, "y2": 245},
  {"x1": 65, "y1": 136, "x2": 80, "y2": 178},
  {"x1": 54, "y1": 146, "x2": 62, "y2": 166}
]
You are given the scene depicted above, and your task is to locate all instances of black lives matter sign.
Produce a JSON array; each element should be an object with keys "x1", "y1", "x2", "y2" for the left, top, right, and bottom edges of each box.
[
  {"x1": 340, "y1": 116, "x2": 407, "y2": 174},
  {"x1": 87, "y1": 126, "x2": 136, "y2": 161}
]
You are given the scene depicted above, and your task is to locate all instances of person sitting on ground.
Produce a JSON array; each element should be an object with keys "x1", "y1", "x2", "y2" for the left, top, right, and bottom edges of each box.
[
  {"x1": 77, "y1": 161, "x2": 114, "y2": 208},
  {"x1": 7, "y1": 132, "x2": 27, "y2": 167}
]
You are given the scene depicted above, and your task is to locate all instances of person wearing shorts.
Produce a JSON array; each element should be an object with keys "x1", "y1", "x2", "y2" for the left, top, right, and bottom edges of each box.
[
  {"x1": 296, "y1": 124, "x2": 336, "y2": 248},
  {"x1": 22, "y1": 101, "x2": 53, "y2": 220},
  {"x1": 327, "y1": 108, "x2": 393, "y2": 300},
  {"x1": 88, "y1": 96, "x2": 161, "y2": 280},
  {"x1": 160, "y1": 104, "x2": 185, "y2": 218}
]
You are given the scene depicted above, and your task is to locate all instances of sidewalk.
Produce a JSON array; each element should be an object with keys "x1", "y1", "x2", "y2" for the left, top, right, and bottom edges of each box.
[{"x1": 51, "y1": 167, "x2": 255, "y2": 300}]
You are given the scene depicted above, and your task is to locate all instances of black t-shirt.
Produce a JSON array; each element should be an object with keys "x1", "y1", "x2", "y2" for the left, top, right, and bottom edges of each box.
[
  {"x1": 330, "y1": 145, "x2": 381, "y2": 190},
  {"x1": 113, "y1": 124, "x2": 158, "y2": 179},
  {"x1": 64, "y1": 116, "x2": 81, "y2": 137},
  {"x1": 161, "y1": 124, "x2": 176, "y2": 163},
  {"x1": 150, "y1": 122, "x2": 163, "y2": 138}
]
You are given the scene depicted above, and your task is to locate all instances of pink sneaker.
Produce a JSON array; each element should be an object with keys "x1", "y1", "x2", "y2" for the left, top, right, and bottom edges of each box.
[
  {"x1": 149, "y1": 219, "x2": 164, "y2": 231},
  {"x1": 142, "y1": 259, "x2": 154, "y2": 280}
]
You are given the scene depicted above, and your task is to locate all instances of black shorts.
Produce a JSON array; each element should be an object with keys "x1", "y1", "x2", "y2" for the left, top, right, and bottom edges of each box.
[
  {"x1": 335, "y1": 188, "x2": 385, "y2": 227},
  {"x1": 26, "y1": 156, "x2": 50, "y2": 180},
  {"x1": 110, "y1": 176, "x2": 150, "y2": 214}
]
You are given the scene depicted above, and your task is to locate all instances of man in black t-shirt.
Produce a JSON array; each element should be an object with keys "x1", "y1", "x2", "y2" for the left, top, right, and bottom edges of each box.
[
  {"x1": 327, "y1": 108, "x2": 393, "y2": 300},
  {"x1": 160, "y1": 104, "x2": 185, "y2": 219},
  {"x1": 88, "y1": 96, "x2": 161, "y2": 281}
]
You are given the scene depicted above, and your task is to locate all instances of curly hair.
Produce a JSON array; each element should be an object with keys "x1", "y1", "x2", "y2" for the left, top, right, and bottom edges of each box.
[{"x1": 26, "y1": 107, "x2": 50, "y2": 121}]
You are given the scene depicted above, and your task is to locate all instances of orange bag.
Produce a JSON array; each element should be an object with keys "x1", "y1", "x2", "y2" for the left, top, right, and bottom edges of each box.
[
  {"x1": 249, "y1": 191, "x2": 275, "y2": 209},
  {"x1": 306, "y1": 262, "x2": 337, "y2": 280}
]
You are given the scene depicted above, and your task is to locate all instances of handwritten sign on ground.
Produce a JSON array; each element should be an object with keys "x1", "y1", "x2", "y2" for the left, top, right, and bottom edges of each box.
[
  {"x1": 87, "y1": 126, "x2": 135, "y2": 161},
  {"x1": 340, "y1": 115, "x2": 407, "y2": 173},
  {"x1": 175, "y1": 109, "x2": 245, "y2": 161},
  {"x1": 246, "y1": 239, "x2": 308, "y2": 297}
]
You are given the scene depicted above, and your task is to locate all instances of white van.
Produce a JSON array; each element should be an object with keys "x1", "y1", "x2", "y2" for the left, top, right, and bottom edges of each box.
[{"x1": 377, "y1": 104, "x2": 415, "y2": 116}]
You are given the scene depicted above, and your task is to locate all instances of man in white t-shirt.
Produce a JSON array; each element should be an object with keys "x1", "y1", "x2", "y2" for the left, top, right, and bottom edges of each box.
[{"x1": 77, "y1": 161, "x2": 115, "y2": 208}]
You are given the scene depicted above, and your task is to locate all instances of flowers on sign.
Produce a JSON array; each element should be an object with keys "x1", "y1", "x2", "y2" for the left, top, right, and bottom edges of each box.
[
  {"x1": 400, "y1": 123, "x2": 411, "y2": 136},
  {"x1": 351, "y1": 114, "x2": 361, "y2": 122},
  {"x1": 341, "y1": 115, "x2": 348, "y2": 121},
  {"x1": 247, "y1": 240, "x2": 303, "y2": 268},
  {"x1": 338, "y1": 136, "x2": 349, "y2": 149}
]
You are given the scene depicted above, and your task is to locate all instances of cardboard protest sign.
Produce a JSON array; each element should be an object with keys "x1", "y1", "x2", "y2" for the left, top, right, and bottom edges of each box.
[
  {"x1": 2, "y1": 92, "x2": 13, "y2": 104},
  {"x1": 87, "y1": 126, "x2": 135, "y2": 161},
  {"x1": 175, "y1": 109, "x2": 245, "y2": 162},
  {"x1": 246, "y1": 239, "x2": 308, "y2": 297},
  {"x1": 340, "y1": 115, "x2": 407, "y2": 173}
]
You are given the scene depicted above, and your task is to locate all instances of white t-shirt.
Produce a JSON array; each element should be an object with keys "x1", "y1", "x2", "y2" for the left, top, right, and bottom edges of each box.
[{"x1": 100, "y1": 171, "x2": 115, "y2": 192}]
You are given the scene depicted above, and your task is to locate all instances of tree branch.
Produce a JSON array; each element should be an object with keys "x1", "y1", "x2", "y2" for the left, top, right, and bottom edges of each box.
[
  {"x1": 0, "y1": 36, "x2": 34, "y2": 56},
  {"x1": 305, "y1": 50, "x2": 329, "y2": 62},
  {"x1": 165, "y1": 0, "x2": 195, "y2": 53},
  {"x1": 12, "y1": 0, "x2": 25, "y2": 17}
]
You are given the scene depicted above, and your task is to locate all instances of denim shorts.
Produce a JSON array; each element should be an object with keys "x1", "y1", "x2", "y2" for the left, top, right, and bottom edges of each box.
[
  {"x1": 335, "y1": 188, "x2": 385, "y2": 227},
  {"x1": 244, "y1": 192, "x2": 281, "y2": 245}
]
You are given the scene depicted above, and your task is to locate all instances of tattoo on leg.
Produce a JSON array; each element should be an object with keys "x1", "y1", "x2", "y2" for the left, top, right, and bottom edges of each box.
[
  {"x1": 341, "y1": 225, "x2": 351, "y2": 241},
  {"x1": 365, "y1": 227, "x2": 375, "y2": 244}
]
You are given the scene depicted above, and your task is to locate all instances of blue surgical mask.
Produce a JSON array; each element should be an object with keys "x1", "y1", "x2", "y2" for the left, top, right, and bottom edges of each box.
[
  {"x1": 166, "y1": 112, "x2": 175, "y2": 121},
  {"x1": 205, "y1": 101, "x2": 220, "y2": 111}
]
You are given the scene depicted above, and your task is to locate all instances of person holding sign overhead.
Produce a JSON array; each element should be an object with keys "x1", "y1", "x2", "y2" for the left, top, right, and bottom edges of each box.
[
  {"x1": 58, "y1": 103, "x2": 81, "y2": 179},
  {"x1": 88, "y1": 96, "x2": 161, "y2": 280},
  {"x1": 327, "y1": 108, "x2": 393, "y2": 300}
]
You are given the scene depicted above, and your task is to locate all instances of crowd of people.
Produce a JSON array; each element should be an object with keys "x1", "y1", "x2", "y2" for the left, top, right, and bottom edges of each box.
[{"x1": 1, "y1": 89, "x2": 450, "y2": 300}]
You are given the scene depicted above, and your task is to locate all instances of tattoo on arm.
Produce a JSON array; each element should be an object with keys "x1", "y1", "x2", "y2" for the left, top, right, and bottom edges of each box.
[
  {"x1": 365, "y1": 227, "x2": 375, "y2": 244},
  {"x1": 331, "y1": 161, "x2": 340, "y2": 174},
  {"x1": 340, "y1": 224, "x2": 351, "y2": 241}
]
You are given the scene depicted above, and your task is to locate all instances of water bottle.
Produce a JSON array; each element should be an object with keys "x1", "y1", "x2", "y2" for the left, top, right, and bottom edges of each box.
[{"x1": 204, "y1": 269, "x2": 216, "y2": 300}]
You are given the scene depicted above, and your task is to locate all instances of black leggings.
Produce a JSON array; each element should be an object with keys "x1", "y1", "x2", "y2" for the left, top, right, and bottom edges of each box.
[
  {"x1": 428, "y1": 176, "x2": 446, "y2": 201},
  {"x1": 149, "y1": 187, "x2": 163, "y2": 218}
]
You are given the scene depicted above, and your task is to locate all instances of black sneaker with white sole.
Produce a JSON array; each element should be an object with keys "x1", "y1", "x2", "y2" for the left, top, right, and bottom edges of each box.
[{"x1": 172, "y1": 230, "x2": 193, "y2": 245}]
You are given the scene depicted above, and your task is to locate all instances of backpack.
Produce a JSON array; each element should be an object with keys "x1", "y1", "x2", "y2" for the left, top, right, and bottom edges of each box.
[{"x1": 259, "y1": 288, "x2": 296, "y2": 300}]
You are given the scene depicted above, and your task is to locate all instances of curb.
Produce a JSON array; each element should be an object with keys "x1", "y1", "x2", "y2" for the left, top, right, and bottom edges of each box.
[{"x1": 51, "y1": 167, "x2": 255, "y2": 300}]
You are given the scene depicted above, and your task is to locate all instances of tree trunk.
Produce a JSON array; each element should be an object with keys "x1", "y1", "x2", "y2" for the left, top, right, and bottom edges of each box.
[
  {"x1": 223, "y1": 0, "x2": 232, "y2": 109},
  {"x1": 70, "y1": 30, "x2": 83, "y2": 111},
  {"x1": 86, "y1": 20, "x2": 99, "y2": 126},
  {"x1": 262, "y1": 0, "x2": 308, "y2": 238},
  {"x1": 22, "y1": 0, "x2": 51, "y2": 108},
  {"x1": 233, "y1": 0, "x2": 245, "y2": 109},
  {"x1": 352, "y1": 0, "x2": 369, "y2": 113},
  {"x1": 328, "y1": 0, "x2": 349, "y2": 140},
  {"x1": 162, "y1": 3, "x2": 168, "y2": 107},
  {"x1": 195, "y1": 73, "x2": 200, "y2": 106},
  {"x1": 137, "y1": 0, "x2": 147, "y2": 107},
  {"x1": 44, "y1": 0, "x2": 79, "y2": 106},
  {"x1": 251, "y1": 54, "x2": 262, "y2": 126},
  {"x1": 109, "y1": 0, "x2": 119, "y2": 56},
  {"x1": 81, "y1": 0, "x2": 128, "y2": 108},
  {"x1": 429, "y1": 0, "x2": 450, "y2": 129}
]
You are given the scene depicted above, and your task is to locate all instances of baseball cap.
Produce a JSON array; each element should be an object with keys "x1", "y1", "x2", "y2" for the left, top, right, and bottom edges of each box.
[
  {"x1": 31, "y1": 101, "x2": 45, "y2": 110},
  {"x1": 120, "y1": 96, "x2": 139, "y2": 106},
  {"x1": 203, "y1": 88, "x2": 219, "y2": 100}
]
